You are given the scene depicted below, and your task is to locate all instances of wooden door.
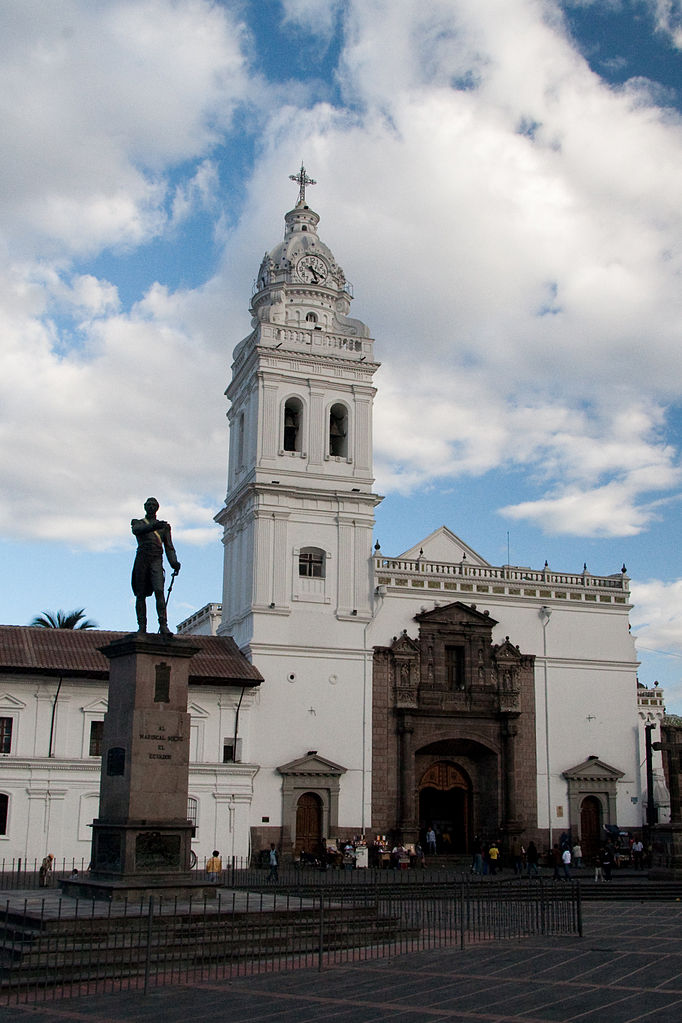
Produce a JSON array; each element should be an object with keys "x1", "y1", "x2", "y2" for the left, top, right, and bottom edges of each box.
[
  {"x1": 295, "y1": 792, "x2": 322, "y2": 857},
  {"x1": 580, "y1": 796, "x2": 601, "y2": 862}
]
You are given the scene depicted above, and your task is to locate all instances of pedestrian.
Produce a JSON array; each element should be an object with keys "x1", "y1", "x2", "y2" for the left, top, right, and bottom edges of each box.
[
  {"x1": 511, "y1": 839, "x2": 524, "y2": 875},
  {"x1": 206, "y1": 849, "x2": 222, "y2": 884},
  {"x1": 572, "y1": 839, "x2": 582, "y2": 869},
  {"x1": 526, "y1": 840, "x2": 539, "y2": 878},
  {"x1": 426, "y1": 826, "x2": 437, "y2": 856},
  {"x1": 268, "y1": 843, "x2": 279, "y2": 882},
  {"x1": 594, "y1": 847, "x2": 604, "y2": 882},
  {"x1": 602, "y1": 844, "x2": 613, "y2": 881},
  {"x1": 39, "y1": 853, "x2": 54, "y2": 887},
  {"x1": 471, "y1": 835, "x2": 483, "y2": 875},
  {"x1": 552, "y1": 844, "x2": 562, "y2": 880},
  {"x1": 632, "y1": 837, "x2": 644, "y2": 870},
  {"x1": 562, "y1": 846, "x2": 572, "y2": 880},
  {"x1": 488, "y1": 840, "x2": 500, "y2": 875}
]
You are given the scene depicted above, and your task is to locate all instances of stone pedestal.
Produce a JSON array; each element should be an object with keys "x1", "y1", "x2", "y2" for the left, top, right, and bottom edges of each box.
[
  {"x1": 649, "y1": 823, "x2": 682, "y2": 880},
  {"x1": 62, "y1": 633, "x2": 215, "y2": 901}
]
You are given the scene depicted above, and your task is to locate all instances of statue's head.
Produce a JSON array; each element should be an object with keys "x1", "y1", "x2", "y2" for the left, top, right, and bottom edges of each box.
[{"x1": 144, "y1": 497, "x2": 159, "y2": 515}]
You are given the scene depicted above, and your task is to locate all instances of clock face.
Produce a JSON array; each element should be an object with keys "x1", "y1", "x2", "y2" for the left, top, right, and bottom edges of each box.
[{"x1": 296, "y1": 254, "x2": 328, "y2": 285}]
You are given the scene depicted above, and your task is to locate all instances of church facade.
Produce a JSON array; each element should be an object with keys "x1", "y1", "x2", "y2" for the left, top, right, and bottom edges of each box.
[{"x1": 185, "y1": 172, "x2": 648, "y2": 861}]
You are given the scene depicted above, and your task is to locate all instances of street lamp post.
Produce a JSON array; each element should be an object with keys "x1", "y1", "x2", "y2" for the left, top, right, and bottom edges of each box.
[{"x1": 645, "y1": 723, "x2": 658, "y2": 829}]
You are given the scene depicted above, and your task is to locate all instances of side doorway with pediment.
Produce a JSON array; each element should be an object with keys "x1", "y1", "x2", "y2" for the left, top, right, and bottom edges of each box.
[
  {"x1": 277, "y1": 752, "x2": 346, "y2": 859},
  {"x1": 563, "y1": 756, "x2": 624, "y2": 861}
]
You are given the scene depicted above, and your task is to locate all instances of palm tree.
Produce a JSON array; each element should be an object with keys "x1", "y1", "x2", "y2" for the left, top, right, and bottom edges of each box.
[{"x1": 29, "y1": 608, "x2": 98, "y2": 630}]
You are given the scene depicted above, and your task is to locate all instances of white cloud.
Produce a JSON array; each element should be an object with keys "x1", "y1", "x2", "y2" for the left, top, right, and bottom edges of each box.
[
  {"x1": 1, "y1": 0, "x2": 682, "y2": 550},
  {"x1": 280, "y1": 0, "x2": 343, "y2": 38},
  {"x1": 650, "y1": 0, "x2": 682, "y2": 48},
  {"x1": 631, "y1": 578, "x2": 682, "y2": 653},
  {"x1": 630, "y1": 577, "x2": 682, "y2": 708},
  {"x1": 0, "y1": 0, "x2": 251, "y2": 256},
  {"x1": 171, "y1": 160, "x2": 220, "y2": 226}
]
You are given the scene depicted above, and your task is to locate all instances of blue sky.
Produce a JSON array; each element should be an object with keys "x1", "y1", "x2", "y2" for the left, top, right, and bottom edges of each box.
[{"x1": 1, "y1": 0, "x2": 682, "y2": 709}]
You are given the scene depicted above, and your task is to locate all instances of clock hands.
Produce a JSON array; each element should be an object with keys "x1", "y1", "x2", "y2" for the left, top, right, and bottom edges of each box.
[{"x1": 296, "y1": 255, "x2": 328, "y2": 284}]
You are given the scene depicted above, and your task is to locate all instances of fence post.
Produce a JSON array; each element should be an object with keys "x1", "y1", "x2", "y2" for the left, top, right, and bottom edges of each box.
[
  {"x1": 144, "y1": 896, "x2": 154, "y2": 996},
  {"x1": 318, "y1": 893, "x2": 324, "y2": 972},
  {"x1": 459, "y1": 883, "x2": 466, "y2": 950},
  {"x1": 575, "y1": 880, "x2": 583, "y2": 938},
  {"x1": 540, "y1": 880, "x2": 546, "y2": 935}
]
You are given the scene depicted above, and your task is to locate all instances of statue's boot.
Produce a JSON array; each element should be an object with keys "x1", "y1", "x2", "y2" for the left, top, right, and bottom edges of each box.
[
  {"x1": 156, "y1": 593, "x2": 173, "y2": 636},
  {"x1": 136, "y1": 598, "x2": 147, "y2": 634}
]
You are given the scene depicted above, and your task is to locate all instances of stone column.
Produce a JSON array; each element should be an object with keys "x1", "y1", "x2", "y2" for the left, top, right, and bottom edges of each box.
[
  {"x1": 650, "y1": 724, "x2": 682, "y2": 879},
  {"x1": 397, "y1": 713, "x2": 417, "y2": 843},
  {"x1": 501, "y1": 717, "x2": 522, "y2": 833}
]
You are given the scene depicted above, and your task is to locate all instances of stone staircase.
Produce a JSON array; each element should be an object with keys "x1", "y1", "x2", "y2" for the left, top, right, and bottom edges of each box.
[{"x1": 0, "y1": 900, "x2": 410, "y2": 992}]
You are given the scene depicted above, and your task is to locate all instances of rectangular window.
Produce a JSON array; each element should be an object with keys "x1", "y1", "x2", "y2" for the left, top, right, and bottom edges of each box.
[
  {"x1": 0, "y1": 718, "x2": 13, "y2": 755},
  {"x1": 299, "y1": 550, "x2": 324, "y2": 578},
  {"x1": 0, "y1": 794, "x2": 7, "y2": 835},
  {"x1": 445, "y1": 646, "x2": 465, "y2": 690},
  {"x1": 237, "y1": 413, "x2": 245, "y2": 468},
  {"x1": 223, "y1": 739, "x2": 242, "y2": 763},
  {"x1": 89, "y1": 720, "x2": 104, "y2": 757}
]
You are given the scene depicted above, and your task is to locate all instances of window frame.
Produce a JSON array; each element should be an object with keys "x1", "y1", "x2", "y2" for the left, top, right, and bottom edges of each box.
[
  {"x1": 298, "y1": 547, "x2": 325, "y2": 579},
  {"x1": 88, "y1": 720, "x2": 104, "y2": 757},
  {"x1": 0, "y1": 717, "x2": 13, "y2": 756}
]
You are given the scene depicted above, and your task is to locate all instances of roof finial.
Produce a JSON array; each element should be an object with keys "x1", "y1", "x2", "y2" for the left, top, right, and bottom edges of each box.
[{"x1": 289, "y1": 163, "x2": 316, "y2": 205}]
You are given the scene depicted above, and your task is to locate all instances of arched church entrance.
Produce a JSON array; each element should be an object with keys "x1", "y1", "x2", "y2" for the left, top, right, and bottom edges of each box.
[
  {"x1": 419, "y1": 762, "x2": 471, "y2": 853},
  {"x1": 580, "y1": 795, "x2": 602, "y2": 862},
  {"x1": 295, "y1": 792, "x2": 323, "y2": 857}
]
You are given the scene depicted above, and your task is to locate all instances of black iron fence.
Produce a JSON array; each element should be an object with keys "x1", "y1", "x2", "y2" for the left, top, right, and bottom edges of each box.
[
  {"x1": 0, "y1": 856, "x2": 486, "y2": 891},
  {"x1": 0, "y1": 881, "x2": 581, "y2": 1005},
  {"x1": 0, "y1": 854, "x2": 598, "y2": 892}
]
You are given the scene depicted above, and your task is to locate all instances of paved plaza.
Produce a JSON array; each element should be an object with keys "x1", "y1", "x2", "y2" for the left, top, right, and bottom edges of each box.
[{"x1": 1, "y1": 900, "x2": 681, "y2": 1022}]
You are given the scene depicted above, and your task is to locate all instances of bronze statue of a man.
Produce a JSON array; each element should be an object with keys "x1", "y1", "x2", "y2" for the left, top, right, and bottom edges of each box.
[{"x1": 131, "y1": 498, "x2": 181, "y2": 635}]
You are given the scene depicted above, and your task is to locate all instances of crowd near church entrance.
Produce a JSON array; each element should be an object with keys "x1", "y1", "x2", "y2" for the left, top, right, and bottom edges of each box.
[{"x1": 419, "y1": 761, "x2": 471, "y2": 853}]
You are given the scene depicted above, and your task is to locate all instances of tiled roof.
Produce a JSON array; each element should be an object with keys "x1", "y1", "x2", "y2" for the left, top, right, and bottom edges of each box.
[{"x1": 0, "y1": 627, "x2": 262, "y2": 687}]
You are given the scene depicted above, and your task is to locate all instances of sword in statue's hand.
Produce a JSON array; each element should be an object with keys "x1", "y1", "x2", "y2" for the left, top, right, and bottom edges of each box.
[{"x1": 166, "y1": 569, "x2": 179, "y2": 608}]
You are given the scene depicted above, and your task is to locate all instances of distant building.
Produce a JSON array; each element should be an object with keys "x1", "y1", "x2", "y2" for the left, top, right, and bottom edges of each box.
[
  {"x1": 637, "y1": 681, "x2": 670, "y2": 824},
  {"x1": 0, "y1": 628, "x2": 260, "y2": 864}
]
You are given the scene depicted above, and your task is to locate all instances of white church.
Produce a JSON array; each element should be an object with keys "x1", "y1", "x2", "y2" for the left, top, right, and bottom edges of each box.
[{"x1": 0, "y1": 172, "x2": 668, "y2": 866}]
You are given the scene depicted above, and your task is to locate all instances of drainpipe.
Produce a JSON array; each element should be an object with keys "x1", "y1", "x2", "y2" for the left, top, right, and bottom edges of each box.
[
  {"x1": 232, "y1": 685, "x2": 246, "y2": 761},
  {"x1": 362, "y1": 583, "x2": 385, "y2": 836},
  {"x1": 540, "y1": 608, "x2": 552, "y2": 850},
  {"x1": 48, "y1": 677, "x2": 63, "y2": 757}
]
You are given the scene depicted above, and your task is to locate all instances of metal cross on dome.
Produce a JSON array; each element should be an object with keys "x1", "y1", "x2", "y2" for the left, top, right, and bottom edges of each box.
[{"x1": 289, "y1": 164, "x2": 316, "y2": 204}]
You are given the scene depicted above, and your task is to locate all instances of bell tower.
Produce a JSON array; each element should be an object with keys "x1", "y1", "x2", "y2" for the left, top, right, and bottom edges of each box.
[
  {"x1": 215, "y1": 169, "x2": 381, "y2": 843},
  {"x1": 216, "y1": 168, "x2": 381, "y2": 649}
]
